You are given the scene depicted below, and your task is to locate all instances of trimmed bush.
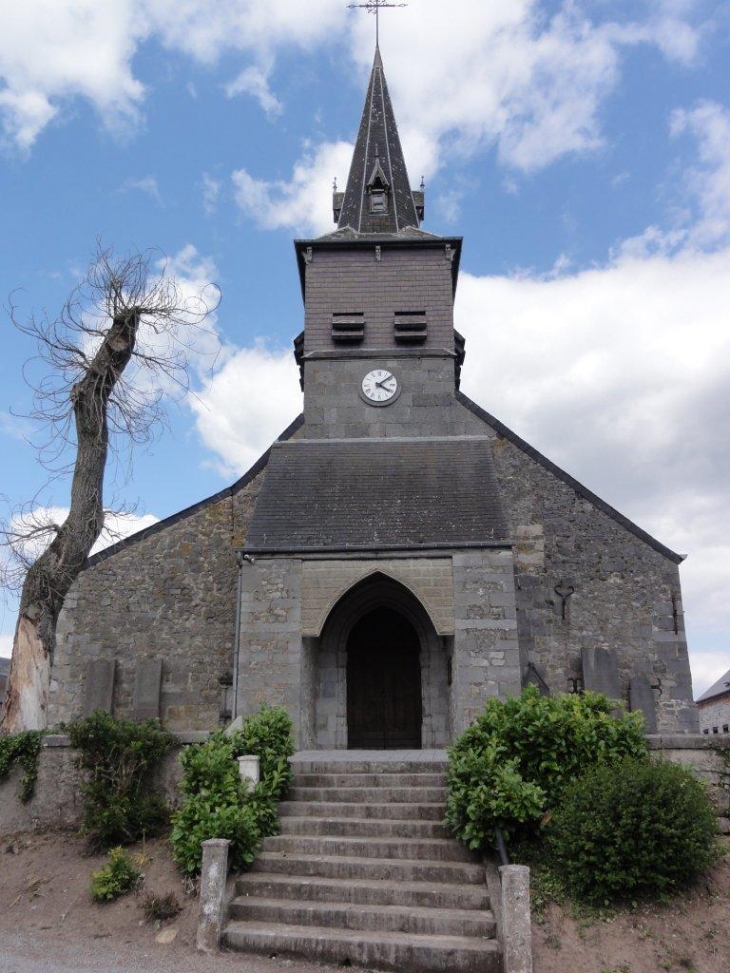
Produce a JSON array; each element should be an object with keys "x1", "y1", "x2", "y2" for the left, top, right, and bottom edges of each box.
[
  {"x1": 445, "y1": 686, "x2": 647, "y2": 848},
  {"x1": 91, "y1": 846, "x2": 142, "y2": 902},
  {"x1": 170, "y1": 705, "x2": 294, "y2": 877},
  {"x1": 547, "y1": 757, "x2": 719, "y2": 904},
  {"x1": 68, "y1": 712, "x2": 175, "y2": 848}
]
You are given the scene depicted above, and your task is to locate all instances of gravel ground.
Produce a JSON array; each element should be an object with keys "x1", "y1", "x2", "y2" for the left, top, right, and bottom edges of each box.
[{"x1": 0, "y1": 931, "x2": 335, "y2": 973}]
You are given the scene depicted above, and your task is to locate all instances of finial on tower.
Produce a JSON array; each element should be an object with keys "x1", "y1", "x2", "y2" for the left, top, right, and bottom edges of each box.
[{"x1": 347, "y1": 0, "x2": 407, "y2": 47}]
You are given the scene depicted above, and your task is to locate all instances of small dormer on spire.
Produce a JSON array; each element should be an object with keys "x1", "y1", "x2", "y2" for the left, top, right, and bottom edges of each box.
[
  {"x1": 366, "y1": 148, "x2": 390, "y2": 215},
  {"x1": 334, "y1": 47, "x2": 423, "y2": 234}
]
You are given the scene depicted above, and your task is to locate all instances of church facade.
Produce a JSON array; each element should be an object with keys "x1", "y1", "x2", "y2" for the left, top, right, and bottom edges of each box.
[{"x1": 47, "y1": 51, "x2": 698, "y2": 743}]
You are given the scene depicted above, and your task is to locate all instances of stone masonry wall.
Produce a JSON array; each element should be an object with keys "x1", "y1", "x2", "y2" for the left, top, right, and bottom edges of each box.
[
  {"x1": 236, "y1": 557, "x2": 304, "y2": 739},
  {"x1": 699, "y1": 694, "x2": 730, "y2": 735},
  {"x1": 451, "y1": 550, "x2": 521, "y2": 734},
  {"x1": 303, "y1": 357, "x2": 476, "y2": 438},
  {"x1": 456, "y1": 399, "x2": 697, "y2": 732},
  {"x1": 303, "y1": 246, "x2": 455, "y2": 355},
  {"x1": 48, "y1": 473, "x2": 265, "y2": 731}
]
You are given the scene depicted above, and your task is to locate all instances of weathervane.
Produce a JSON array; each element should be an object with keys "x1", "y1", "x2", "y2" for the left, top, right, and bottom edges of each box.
[{"x1": 348, "y1": 0, "x2": 407, "y2": 47}]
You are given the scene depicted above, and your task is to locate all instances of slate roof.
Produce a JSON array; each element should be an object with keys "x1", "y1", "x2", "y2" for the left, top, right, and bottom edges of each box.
[
  {"x1": 337, "y1": 47, "x2": 420, "y2": 234},
  {"x1": 244, "y1": 437, "x2": 509, "y2": 553},
  {"x1": 696, "y1": 667, "x2": 730, "y2": 703},
  {"x1": 0, "y1": 658, "x2": 9, "y2": 679}
]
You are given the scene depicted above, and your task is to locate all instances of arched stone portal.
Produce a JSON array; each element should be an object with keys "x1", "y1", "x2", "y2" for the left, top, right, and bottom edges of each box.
[{"x1": 307, "y1": 572, "x2": 451, "y2": 750}]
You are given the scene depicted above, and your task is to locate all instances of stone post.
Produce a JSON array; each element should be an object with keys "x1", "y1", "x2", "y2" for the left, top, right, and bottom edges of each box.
[
  {"x1": 500, "y1": 864, "x2": 533, "y2": 973},
  {"x1": 237, "y1": 754, "x2": 260, "y2": 786},
  {"x1": 197, "y1": 838, "x2": 230, "y2": 953}
]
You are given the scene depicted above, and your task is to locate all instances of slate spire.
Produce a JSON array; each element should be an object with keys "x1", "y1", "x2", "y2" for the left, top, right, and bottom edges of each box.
[{"x1": 335, "y1": 47, "x2": 423, "y2": 233}]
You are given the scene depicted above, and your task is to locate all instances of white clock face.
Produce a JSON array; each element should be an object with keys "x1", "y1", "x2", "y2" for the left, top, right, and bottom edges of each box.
[{"x1": 361, "y1": 368, "x2": 398, "y2": 403}]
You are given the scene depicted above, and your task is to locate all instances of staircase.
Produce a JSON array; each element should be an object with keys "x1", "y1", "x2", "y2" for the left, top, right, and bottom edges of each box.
[{"x1": 223, "y1": 752, "x2": 502, "y2": 973}]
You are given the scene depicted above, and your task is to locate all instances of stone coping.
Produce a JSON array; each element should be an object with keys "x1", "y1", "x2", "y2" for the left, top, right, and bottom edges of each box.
[
  {"x1": 646, "y1": 734, "x2": 730, "y2": 750},
  {"x1": 38, "y1": 735, "x2": 727, "y2": 753},
  {"x1": 42, "y1": 730, "x2": 211, "y2": 748}
]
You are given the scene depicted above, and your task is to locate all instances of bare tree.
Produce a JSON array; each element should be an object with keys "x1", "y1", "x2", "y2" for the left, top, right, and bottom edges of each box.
[{"x1": 0, "y1": 244, "x2": 218, "y2": 733}]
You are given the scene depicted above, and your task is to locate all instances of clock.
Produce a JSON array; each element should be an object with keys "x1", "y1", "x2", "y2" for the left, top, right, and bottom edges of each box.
[{"x1": 360, "y1": 368, "x2": 400, "y2": 406}]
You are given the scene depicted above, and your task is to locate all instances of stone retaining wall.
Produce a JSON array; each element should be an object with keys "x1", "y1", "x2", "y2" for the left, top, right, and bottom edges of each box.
[
  {"x1": 0, "y1": 733, "x2": 207, "y2": 837},
  {"x1": 3, "y1": 735, "x2": 727, "y2": 838}
]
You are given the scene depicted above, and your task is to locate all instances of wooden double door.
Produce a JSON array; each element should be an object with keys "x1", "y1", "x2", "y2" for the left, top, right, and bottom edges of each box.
[{"x1": 346, "y1": 607, "x2": 422, "y2": 749}]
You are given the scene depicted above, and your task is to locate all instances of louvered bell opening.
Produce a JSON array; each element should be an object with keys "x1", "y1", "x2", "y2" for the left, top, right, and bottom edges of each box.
[
  {"x1": 332, "y1": 312, "x2": 365, "y2": 343},
  {"x1": 394, "y1": 310, "x2": 427, "y2": 344}
]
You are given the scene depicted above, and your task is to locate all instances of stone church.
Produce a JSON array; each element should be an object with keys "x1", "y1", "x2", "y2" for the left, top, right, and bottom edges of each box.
[{"x1": 48, "y1": 49, "x2": 698, "y2": 744}]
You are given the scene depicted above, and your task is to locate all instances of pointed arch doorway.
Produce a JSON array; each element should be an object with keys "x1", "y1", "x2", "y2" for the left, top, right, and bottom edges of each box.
[
  {"x1": 346, "y1": 606, "x2": 422, "y2": 749},
  {"x1": 310, "y1": 572, "x2": 450, "y2": 750}
]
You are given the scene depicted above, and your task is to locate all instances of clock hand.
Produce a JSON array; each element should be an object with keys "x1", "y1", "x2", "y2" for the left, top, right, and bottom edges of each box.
[{"x1": 375, "y1": 379, "x2": 395, "y2": 389}]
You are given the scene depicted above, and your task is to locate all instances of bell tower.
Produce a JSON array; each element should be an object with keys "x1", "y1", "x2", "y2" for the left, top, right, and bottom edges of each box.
[{"x1": 293, "y1": 47, "x2": 469, "y2": 439}]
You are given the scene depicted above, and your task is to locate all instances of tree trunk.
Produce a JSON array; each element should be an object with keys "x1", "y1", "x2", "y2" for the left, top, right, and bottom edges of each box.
[
  {"x1": 1, "y1": 309, "x2": 139, "y2": 734},
  {"x1": 2, "y1": 618, "x2": 48, "y2": 731}
]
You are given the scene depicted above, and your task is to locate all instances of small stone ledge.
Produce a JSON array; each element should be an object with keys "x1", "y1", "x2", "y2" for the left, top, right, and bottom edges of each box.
[
  {"x1": 647, "y1": 734, "x2": 730, "y2": 750},
  {"x1": 43, "y1": 734, "x2": 72, "y2": 748},
  {"x1": 41, "y1": 729, "x2": 211, "y2": 749}
]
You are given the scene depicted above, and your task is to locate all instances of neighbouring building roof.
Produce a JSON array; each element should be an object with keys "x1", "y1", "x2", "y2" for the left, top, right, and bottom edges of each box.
[
  {"x1": 696, "y1": 666, "x2": 730, "y2": 704},
  {"x1": 244, "y1": 437, "x2": 509, "y2": 553},
  {"x1": 0, "y1": 658, "x2": 9, "y2": 679}
]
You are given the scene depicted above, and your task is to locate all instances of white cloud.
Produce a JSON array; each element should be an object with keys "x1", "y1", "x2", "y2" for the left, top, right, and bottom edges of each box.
[
  {"x1": 0, "y1": 632, "x2": 13, "y2": 659},
  {"x1": 189, "y1": 342, "x2": 302, "y2": 478},
  {"x1": 202, "y1": 174, "x2": 220, "y2": 216},
  {"x1": 0, "y1": 1, "x2": 145, "y2": 150},
  {"x1": 6, "y1": 506, "x2": 160, "y2": 564},
  {"x1": 348, "y1": 0, "x2": 708, "y2": 176},
  {"x1": 141, "y1": 0, "x2": 344, "y2": 65},
  {"x1": 455, "y1": 242, "x2": 730, "y2": 690},
  {"x1": 232, "y1": 141, "x2": 354, "y2": 237},
  {"x1": 0, "y1": 0, "x2": 711, "y2": 169},
  {"x1": 0, "y1": 0, "x2": 343, "y2": 149},
  {"x1": 690, "y1": 650, "x2": 730, "y2": 699},
  {"x1": 225, "y1": 65, "x2": 282, "y2": 118},
  {"x1": 119, "y1": 175, "x2": 163, "y2": 205},
  {"x1": 671, "y1": 100, "x2": 730, "y2": 248}
]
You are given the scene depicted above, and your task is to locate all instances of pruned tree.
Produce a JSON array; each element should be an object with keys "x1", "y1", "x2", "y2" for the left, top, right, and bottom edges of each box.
[{"x1": 0, "y1": 245, "x2": 218, "y2": 732}]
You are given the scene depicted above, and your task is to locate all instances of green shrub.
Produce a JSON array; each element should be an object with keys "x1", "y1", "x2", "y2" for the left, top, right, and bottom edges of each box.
[
  {"x1": 68, "y1": 712, "x2": 176, "y2": 848},
  {"x1": 445, "y1": 686, "x2": 647, "y2": 849},
  {"x1": 170, "y1": 705, "x2": 294, "y2": 877},
  {"x1": 90, "y1": 846, "x2": 142, "y2": 902},
  {"x1": 0, "y1": 730, "x2": 44, "y2": 803},
  {"x1": 547, "y1": 757, "x2": 719, "y2": 904},
  {"x1": 229, "y1": 704, "x2": 295, "y2": 797}
]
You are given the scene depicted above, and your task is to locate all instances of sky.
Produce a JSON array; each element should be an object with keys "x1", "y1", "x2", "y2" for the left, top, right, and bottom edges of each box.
[{"x1": 0, "y1": 0, "x2": 728, "y2": 698}]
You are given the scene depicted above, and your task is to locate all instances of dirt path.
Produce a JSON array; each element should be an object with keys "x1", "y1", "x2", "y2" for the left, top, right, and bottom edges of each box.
[{"x1": 0, "y1": 831, "x2": 728, "y2": 973}]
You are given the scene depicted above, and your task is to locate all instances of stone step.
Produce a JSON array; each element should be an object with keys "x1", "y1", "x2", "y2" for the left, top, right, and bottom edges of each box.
[
  {"x1": 229, "y1": 897, "x2": 496, "y2": 938},
  {"x1": 279, "y1": 800, "x2": 445, "y2": 821},
  {"x1": 291, "y1": 759, "x2": 448, "y2": 775},
  {"x1": 289, "y1": 785, "x2": 448, "y2": 803},
  {"x1": 279, "y1": 816, "x2": 449, "y2": 839},
  {"x1": 223, "y1": 921, "x2": 502, "y2": 973},
  {"x1": 235, "y1": 873, "x2": 489, "y2": 911},
  {"x1": 262, "y1": 834, "x2": 476, "y2": 863},
  {"x1": 250, "y1": 852, "x2": 485, "y2": 885},
  {"x1": 292, "y1": 772, "x2": 447, "y2": 788}
]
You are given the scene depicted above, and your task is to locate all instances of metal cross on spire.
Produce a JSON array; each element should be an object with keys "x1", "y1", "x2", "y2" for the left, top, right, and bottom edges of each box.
[{"x1": 347, "y1": 0, "x2": 407, "y2": 47}]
